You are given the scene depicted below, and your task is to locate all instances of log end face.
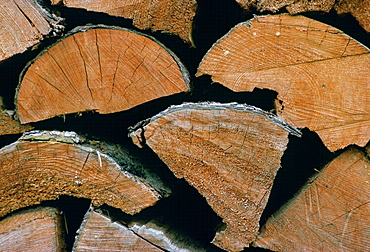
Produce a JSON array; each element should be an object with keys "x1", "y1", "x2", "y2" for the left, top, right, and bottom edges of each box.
[{"x1": 212, "y1": 227, "x2": 255, "y2": 252}]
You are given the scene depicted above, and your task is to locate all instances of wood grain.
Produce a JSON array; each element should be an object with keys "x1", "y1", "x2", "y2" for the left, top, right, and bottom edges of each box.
[
  {"x1": 16, "y1": 25, "x2": 190, "y2": 124},
  {"x1": 0, "y1": 207, "x2": 65, "y2": 251},
  {"x1": 50, "y1": 0, "x2": 197, "y2": 45},
  {"x1": 73, "y1": 208, "x2": 162, "y2": 251},
  {"x1": 0, "y1": 130, "x2": 169, "y2": 217},
  {"x1": 254, "y1": 147, "x2": 370, "y2": 251},
  {"x1": 129, "y1": 102, "x2": 300, "y2": 252},
  {"x1": 197, "y1": 14, "x2": 370, "y2": 151},
  {"x1": 0, "y1": 0, "x2": 63, "y2": 62}
]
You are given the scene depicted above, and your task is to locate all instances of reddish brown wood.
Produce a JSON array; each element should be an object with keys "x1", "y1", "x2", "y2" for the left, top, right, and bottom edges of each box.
[
  {"x1": 0, "y1": 0, "x2": 63, "y2": 62},
  {"x1": 129, "y1": 102, "x2": 300, "y2": 252},
  {"x1": 334, "y1": 0, "x2": 370, "y2": 33},
  {"x1": 254, "y1": 147, "x2": 370, "y2": 251},
  {"x1": 128, "y1": 219, "x2": 208, "y2": 251},
  {"x1": 50, "y1": 0, "x2": 197, "y2": 45},
  {"x1": 197, "y1": 14, "x2": 370, "y2": 152},
  {"x1": 16, "y1": 25, "x2": 190, "y2": 124},
  {"x1": 0, "y1": 207, "x2": 65, "y2": 251},
  {"x1": 0, "y1": 98, "x2": 33, "y2": 135},
  {"x1": 0, "y1": 130, "x2": 170, "y2": 217},
  {"x1": 73, "y1": 208, "x2": 162, "y2": 251}
]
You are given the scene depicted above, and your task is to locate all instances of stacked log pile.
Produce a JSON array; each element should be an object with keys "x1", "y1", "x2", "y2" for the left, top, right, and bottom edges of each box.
[{"x1": 1, "y1": 0, "x2": 369, "y2": 251}]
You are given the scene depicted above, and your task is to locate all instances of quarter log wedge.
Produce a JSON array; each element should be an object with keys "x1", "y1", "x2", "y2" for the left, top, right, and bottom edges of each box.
[
  {"x1": 0, "y1": 0, "x2": 64, "y2": 62},
  {"x1": 197, "y1": 14, "x2": 370, "y2": 152},
  {"x1": 129, "y1": 102, "x2": 301, "y2": 252},
  {"x1": 15, "y1": 25, "x2": 190, "y2": 124},
  {"x1": 50, "y1": 0, "x2": 197, "y2": 45},
  {"x1": 73, "y1": 208, "x2": 162, "y2": 251},
  {"x1": 253, "y1": 147, "x2": 370, "y2": 251},
  {"x1": 0, "y1": 207, "x2": 65, "y2": 251},
  {"x1": 0, "y1": 130, "x2": 170, "y2": 218}
]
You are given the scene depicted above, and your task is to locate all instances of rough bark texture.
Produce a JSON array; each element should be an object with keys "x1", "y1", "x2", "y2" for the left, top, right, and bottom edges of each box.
[
  {"x1": 254, "y1": 147, "x2": 370, "y2": 251},
  {"x1": 235, "y1": 0, "x2": 370, "y2": 32},
  {"x1": 0, "y1": 207, "x2": 65, "y2": 251},
  {"x1": 129, "y1": 102, "x2": 300, "y2": 252},
  {"x1": 334, "y1": 0, "x2": 370, "y2": 33},
  {"x1": 197, "y1": 14, "x2": 370, "y2": 152},
  {"x1": 16, "y1": 25, "x2": 190, "y2": 124},
  {"x1": 0, "y1": 0, "x2": 63, "y2": 62},
  {"x1": 0, "y1": 130, "x2": 169, "y2": 217},
  {"x1": 50, "y1": 0, "x2": 197, "y2": 45},
  {"x1": 73, "y1": 208, "x2": 162, "y2": 251},
  {"x1": 128, "y1": 219, "x2": 208, "y2": 252}
]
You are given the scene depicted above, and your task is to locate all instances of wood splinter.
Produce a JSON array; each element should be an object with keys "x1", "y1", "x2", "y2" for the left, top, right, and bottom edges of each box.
[
  {"x1": 129, "y1": 102, "x2": 301, "y2": 252},
  {"x1": 0, "y1": 130, "x2": 170, "y2": 218}
]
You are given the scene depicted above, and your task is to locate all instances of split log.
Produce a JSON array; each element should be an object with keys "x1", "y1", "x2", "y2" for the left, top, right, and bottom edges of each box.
[
  {"x1": 0, "y1": 0, "x2": 63, "y2": 62},
  {"x1": 253, "y1": 147, "x2": 370, "y2": 251},
  {"x1": 128, "y1": 218, "x2": 207, "y2": 251},
  {"x1": 0, "y1": 97, "x2": 33, "y2": 135},
  {"x1": 234, "y1": 0, "x2": 370, "y2": 32},
  {"x1": 197, "y1": 14, "x2": 370, "y2": 152},
  {"x1": 73, "y1": 208, "x2": 162, "y2": 251},
  {"x1": 15, "y1": 25, "x2": 190, "y2": 124},
  {"x1": 334, "y1": 0, "x2": 370, "y2": 33},
  {"x1": 0, "y1": 130, "x2": 170, "y2": 217},
  {"x1": 0, "y1": 207, "x2": 65, "y2": 251},
  {"x1": 129, "y1": 102, "x2": 301, "y2": 252},
  {"x1": 50, "y1": 0, "x2": 197, "y2": 45}
]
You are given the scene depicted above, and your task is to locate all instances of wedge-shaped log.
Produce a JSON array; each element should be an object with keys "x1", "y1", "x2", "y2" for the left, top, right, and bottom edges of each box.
[
  {"x1": 16, "y1": 25, "x2": 190, "y2": 124},
  {"x1": 50, "y1": 0, "x2": 197, "y2": 45},
  {"x1": 128, "y1": 219, "x2": 208, "y2": 251},
  {"x1": 254, "y1": 147, "x2": 370, "y2": 251},
  {"x1": 197, "y1": 14, "x2": 370, "y2": 152},
  {"x1": 129, "y1": 102, "x2": 301, "y2": 252},
  {"x1": 0, "y1": 130, "x2": 170, "y2": 217},
  {"x1": 73, "y1": 208, "x2": 162, "y2": 251},
  {"x1": 0, "y1": 0, "x2": 63, "y2": 62},
  {"x1": 0, "y1": 207, "x2": 65, "y2": 251}
]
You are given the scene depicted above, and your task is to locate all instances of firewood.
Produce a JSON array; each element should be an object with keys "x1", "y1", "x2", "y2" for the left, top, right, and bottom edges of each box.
[
  {"x1": 0, "y1": 130, "x2": 170, "y2": 218},
  {"x1": 197, "y1": 13, "x2": 370, "y2": 152},
  {"x1": 334, "y1": 0, "x2": 370, "y2": 33},
  {"x1": 73, "y1": 208, "x2": 162, "y2": 251},
  {"x1": 253, "y1": 147, "x2": 370, "y2": 251},
  {"x1": 0, "y1": 207, "x2": 65, "y2": 251},
  {"x1": 128, "y1": 218, "x2": 208, "y2": 251},
  {"x1": 15, "y1": 25, "x2": 190, "y2": 124},
  {"x1": 0, "y1": 97, "x2": 33, "y2": 135},
  {"x1": 0, "y1": 0, "x2": 63, "y2": 62},
  {"x1": 50, "y1": 0, "x2": 197, "y2": 45},
  {"x1": 235, "y1": 1, "x2": 370, "y2": 32},
  {"x1": 129, "y1": 102, "x2": 301, "y2": 252}
]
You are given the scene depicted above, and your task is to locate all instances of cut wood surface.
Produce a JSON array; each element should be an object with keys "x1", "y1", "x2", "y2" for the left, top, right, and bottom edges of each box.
[
  {"x1": 0, "y1": 98, "x2": 33, "y2": 135},
  {"x1": 16, "y1": 25, "x2": 190, "y2": 124},
  {"x1": 129, "y1": 102, "x2": 301, "y2": 252},
  {"x1": 128, "y1": 218, "x2": 207, "y2": 252},
  {"x1": 235, "y1": 0, "x2": 370, "y2": 32},
  {"x1": 0, "y1": 207, "x2": 65, "y2": 251},
  {"x1": 0, "y1": 0, "x2": 63, "y2": 62},
  {"x1": 254, "y1": 147, "x2": 370, "y2": 251},
  {"x1": 197, "y1": 14, "x2": 370, "y2": 152},
  {"x1": 73, "y1": 208, "x2": 162, "y2": 251},
  {"x1": 50, "y1": 0, "x2": 197, "y2": 45},
  {"x1": 0, "y1": 130, "x2": 170, "y2": 217}
]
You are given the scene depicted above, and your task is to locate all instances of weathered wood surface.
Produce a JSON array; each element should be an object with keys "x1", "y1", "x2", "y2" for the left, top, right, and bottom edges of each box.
[
  {"x1": 129, "y1": 102, "x2": 301, "y2": 252},
  {"x1": 0, "y1": 207, "x2": 65, "y2": 251},
  {"x1": 0, "y1": 98, "x2": 33, "y2": 135},
  {"x1": 197, "y1": 14, "x2": 370, "y2": 152},
  {"x1": 73, "y1": 208, "x2": 162, "y2": 251},
  {"x1": 0, "y1": 0, "x2": 63, "y2": 62},
  {"x1": 50, "y1": 0, "x2": 197, "y2": 45},
  {"x1": 128, "y1": 218, "x2": 207, "y2": 252},
  {"x1": 0, "y1": 130, "x2": 170, "y2": 217},
  {"x1": 16, "y1": 25, "x2": 190, "y2": 124},
  {"x1": 254, "y1": 147, "x2": 370, "y2": 251},
  {"x1": 235, "y1": 0, "x2": 370, "y2": 32}
]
